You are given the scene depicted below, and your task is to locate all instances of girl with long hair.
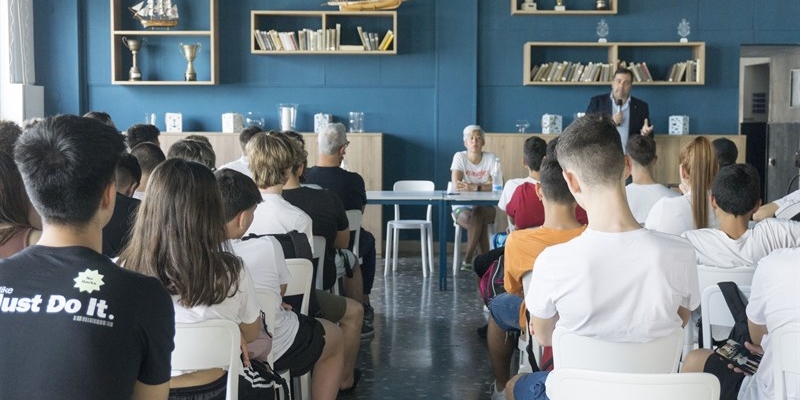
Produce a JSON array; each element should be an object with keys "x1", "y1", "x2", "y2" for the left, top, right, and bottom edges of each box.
[{"x1": 0, "y1": 151, "x2": 41, "y2": 257}]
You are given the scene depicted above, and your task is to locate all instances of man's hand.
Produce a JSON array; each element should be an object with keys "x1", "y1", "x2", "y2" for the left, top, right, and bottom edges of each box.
[
  {"x1": 640, "y1": 118, "x2": 654, "y2": 136},
  {"x1": 726, "y1": 341, "x2": 763, "y2": 375},
  {"x1": 613, "y1": 111, "x2": 624, "y2": 126}
]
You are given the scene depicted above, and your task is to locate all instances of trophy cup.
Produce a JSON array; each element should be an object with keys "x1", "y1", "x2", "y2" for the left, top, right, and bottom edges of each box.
[
  {"x1": 179, "y1": 42, "x2": 201, "y2": 81},
  {"x1": 597, "y1": 19, "x2": 609, "y2": 43},
  {"x1": 595, "y1": 0, "x2": 607, "y2": 10},
  {"x1": 122, "y1": 37, "x2": 143, "y2": 81},
  {"x1": 678, "y1": 19, "x2": 691, "y2": 43},
  {"x1": 554, "y1": 0, "x2": 565, "y2": 11}
]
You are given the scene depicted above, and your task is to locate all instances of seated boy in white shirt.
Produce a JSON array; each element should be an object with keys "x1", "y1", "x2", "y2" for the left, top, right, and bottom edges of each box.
[
  {"x1": 624, "y1": 134, "x2": 678, "y2": 224},
  {"x1": 682, "y1": 164, "x2": 800, "y2": 269}
]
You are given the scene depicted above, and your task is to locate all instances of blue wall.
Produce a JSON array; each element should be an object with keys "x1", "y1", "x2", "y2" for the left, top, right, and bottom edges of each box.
[{"x1": 34, "y1": 0, "x2": 800, "y2": 191}]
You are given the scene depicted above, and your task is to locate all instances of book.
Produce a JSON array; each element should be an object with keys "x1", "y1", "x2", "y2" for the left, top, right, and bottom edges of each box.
[
  {"x1": 572, "y1": 63, "x2": 584, "y2": 82},
  {"x1": 581, "y1": 62, "x2": 594, "y2": 82},
  {"x1": 369, "y1": 32, "x2": 379, "y2": 51},
  {"x1": 529, "y1": 64, "x2": 540, "y2": 81},
  {"x1": 715, "y1": 340, "x2": 761, "y2": 375},
  {"x1": 561, "y1": 62, "x2": 574, "y2": 81},
  {"x1": 379, "y1": 30, "x2": 394, "y2": 51},
  {"x1": 641, "y1": 62, "x2": 653, "y2": 82},
  {"x1": 546, "y1": 62, "x2": 560, "y2": 81},
  {"x1": 675, "y1": 61, "x2": 688, "y2": 82},
  {"x1": 335, "y1": 23, "x2": 341, "y2": 51},
  {"x1": 534, "y1": 63, "x2": 550, "y2": 81},
  {"x1": 631, "y1": 63, "x2": 643, "y2": 82},
  {"x1": 357, "y1": 26, "x2": 367, "y2": 49},
  {"x1": 254, "y1": 30, "x2": 266, "y2": 51}
]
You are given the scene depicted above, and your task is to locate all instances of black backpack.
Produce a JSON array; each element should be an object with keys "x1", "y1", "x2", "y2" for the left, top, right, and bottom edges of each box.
[{"x1": 697, "y1": 281, "x2": 751, "y2": 348}]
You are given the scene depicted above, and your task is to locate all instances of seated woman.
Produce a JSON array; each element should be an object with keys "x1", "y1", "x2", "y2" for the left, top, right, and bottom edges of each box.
[
  {"x1": 451, "y1": 125, "x2": 497, "y2": 270},
  {"x1": 119, "y1": 159, "x2": 283, "y2": 400},
  {"x1": 0, "y1": 151, "x2": 41, "y2": 258}
]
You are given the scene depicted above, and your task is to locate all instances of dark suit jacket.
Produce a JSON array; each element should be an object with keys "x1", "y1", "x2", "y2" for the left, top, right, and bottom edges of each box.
[{"x1": 586, "y1": 94, "x2": 650, "y2": 139}]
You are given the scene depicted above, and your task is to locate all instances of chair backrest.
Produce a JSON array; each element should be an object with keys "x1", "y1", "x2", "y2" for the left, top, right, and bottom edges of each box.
[
  {"x1": 392, "y1": 180, "x2": 435, "y2": 221},
  {"x1": 312, "y1": 235, "x2": 326, "y2": 290},
  {"x1": 173, "y1": 320, "x2": 241, "y2": 400},
  {"x1": 285, "y1": 258, "x2": 314, "y2": 315},
  {"x1": 345, "y1": 209, "x2": 362, "y2": 256},
  {"x1": 696, "y1": 264, "x2": 755, "y2": 294},
  {"x1": 775, "y1": 201, "x2": 800, "y2": 220},
  {"x1": 772, "y1": 323, "x2": 800, "y2": 400},
  {"x1": 546, "y1": 369, "x2": 720, "y2": 400},
  {"x1": 552, "y1": 327, "x2": 683, "y2": 373},
  {"x1": 700, "y1": 285, "x2": 751, "y2": 349}
]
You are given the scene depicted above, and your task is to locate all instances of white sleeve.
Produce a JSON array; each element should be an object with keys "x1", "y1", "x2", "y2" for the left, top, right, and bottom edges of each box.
[
  {"x1": 525, "y1": 250, "x2": 558, "y2": 319},
  {"x1": 498, "y1": 179, "x2": 519, "y2": 211},
  {"x1": 450, "y1": 151, "x2": 466, "y2": 172},
  {"x1": 238, "y1": 268, "x2": 262, "y2": 325},
  {"x1": 268, "y1": 237, "x2": 291, "y2": 286},
  {"x1": 773, "y1": 189, "x2": 800, "y2": 211},
  {"x1": 745, "y1": 264, "x2": 768, "y2": 326},
  {"x1": 645, "y1": 197, "x2": 686, "y2": 235}
]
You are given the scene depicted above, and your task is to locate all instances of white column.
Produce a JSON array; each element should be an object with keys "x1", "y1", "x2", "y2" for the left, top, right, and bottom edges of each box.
[{"x1": 0, "y1": 0, "x2": 44, "y2": 123}]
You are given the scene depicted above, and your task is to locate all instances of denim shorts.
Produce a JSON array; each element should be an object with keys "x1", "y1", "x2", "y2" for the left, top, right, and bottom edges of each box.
[{"x1": 489, "y1": 292, "x2": 523, "y2": 332}]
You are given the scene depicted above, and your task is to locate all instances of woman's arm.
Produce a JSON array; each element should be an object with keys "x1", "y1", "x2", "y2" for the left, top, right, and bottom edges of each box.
[{"x1": 239, "y1": 314, "x2": 261, "y2": 343}]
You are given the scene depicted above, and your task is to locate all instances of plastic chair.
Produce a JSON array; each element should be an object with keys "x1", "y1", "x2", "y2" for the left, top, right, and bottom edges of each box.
[
  {"x1": 772, "y1": 323, "x2": 800, "y2": 400},
  {"x1": 700, "y1": 285, "x2": 751, "y2": 349},
  {"x1": 546, "y1": 369, "x2": 720, "y2": 400},
  {"x1": 775, "y1": 201, "x2": 800, "y2": 220},
  {"x1": 255, "y1": 288, "x2": 291, "y2": 400},
  {"x1": 552, "y1": 326, "x2": 684, "y2": 373},
  {"x1": 384, "y1": 180, "x2": 435, "y2": 277},
  {"x1": 312, "y1": 235, "x2": 326, "y2": 290},
  {"x1": 173, "y1": 320, "x2": 242, "y2": 400}
]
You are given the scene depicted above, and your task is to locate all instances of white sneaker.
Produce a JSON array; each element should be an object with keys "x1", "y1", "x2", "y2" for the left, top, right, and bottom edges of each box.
[{"x1": 490, "y1": 381, "x2": 505, "y2": 400}]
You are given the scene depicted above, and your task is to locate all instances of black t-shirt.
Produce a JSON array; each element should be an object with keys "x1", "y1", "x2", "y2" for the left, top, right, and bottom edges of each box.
[
  {"x1": 283, "y1": 186, "x2": 349, "y2": 278},
  {"x1": 0, "y1": 245, "x2": 175, "y2": 399},
  {"x1": 304, "y1": 166, "x2": 367, "y2": 211},
  {"x1": 102, "y1": 193, "x2": 141, "y2": 257}
]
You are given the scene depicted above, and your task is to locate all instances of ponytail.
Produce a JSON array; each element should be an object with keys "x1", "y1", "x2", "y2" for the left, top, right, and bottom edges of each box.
[{"x1": 680, "y1": 137, "x2": 718, "y2": 229}]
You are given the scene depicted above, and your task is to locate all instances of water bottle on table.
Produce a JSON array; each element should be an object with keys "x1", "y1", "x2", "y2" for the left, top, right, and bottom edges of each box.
[{"x1": 491, "y1": 157, "x2": 503, "y2": 193}]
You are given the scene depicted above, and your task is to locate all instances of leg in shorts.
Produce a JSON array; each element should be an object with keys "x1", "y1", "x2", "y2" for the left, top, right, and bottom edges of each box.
[
  {"x1": 274, "y1": 312, "x2": 326, "y2": 377},
  {"x1": 489, "y1": 292, "x2": 523, "y2": 332},
  {"x1": 315, "y1": 289, "x2": 346, "y2": 322},
  {"x1": 704, "y1": 352, "x2": 746, "y2": 400},
  {"x1": 513, "y1": 371, "x2": 551, "y2": 400}
]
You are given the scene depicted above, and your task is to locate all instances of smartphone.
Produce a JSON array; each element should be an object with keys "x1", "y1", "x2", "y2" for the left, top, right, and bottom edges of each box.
[{"x1": 715, "y1": 339, "x2": 761, "y2": 375}]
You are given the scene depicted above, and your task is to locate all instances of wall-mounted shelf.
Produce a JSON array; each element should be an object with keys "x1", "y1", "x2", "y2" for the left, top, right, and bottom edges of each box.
[
  {"x1": 511, "y1": 0, "x2": 617, "y2": 15},
  {"x1": 110, "y1": 0, "x2": 218, "y2": 85},
  {"x1": 250, "y1": 10, "x2": 396, "y2": 55},
  {"x1": 523, "y1": 41, "x2": 706, "y2": 86}
]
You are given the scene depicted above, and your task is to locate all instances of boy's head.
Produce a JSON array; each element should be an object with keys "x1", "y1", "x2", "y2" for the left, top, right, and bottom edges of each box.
[
  {"x1": 711, "y1": 164, "x2": 761, "y2": 217},
  {"x1": 82, "y1": 111, "x2": 116, "y2": 129},
  {"x1": 126, "y1": 124, "x2": 160, "y2": 148},
  {"x1": 167, "y1": 139, "x2": 216, "y2": 170},
  {"x1": 116, "y1": 153, "x2": 142, "y2": 196},
  {"x1": 545, "y1": 136, "x2": 559, "y2": 160},
  {"x1": 626, "y1": 134, "x2": 657, "y2": 167},
  {"x1": 538, "y1": 156, "x2": 576, "y2": 206},
  {"x1": 130, "y1": 142, "x2": 166, "y2": 177},
  {"x1": 0, "y1": 119, "x2": 23, "y2": 155},
  {"x1": 523, "y1": 136, "x2": 548, "y2": 171},
  {"x1": 247, "y1": 132, "x2": 296, "y2": 188},
  {"x1": 712, "y1": 138, "x2": 738, "y2": 169},
  {"x1": 14, "y1": 115, "x2": 125, "y2": 226},
  {"x1": 239, "y1": 126, "x2": 264, "y2": 152},
  {"x1": 215, "y1": 168, "x2": 262, "y2": 231},
  {"x1": 556, "y1": 114, "x2": 625, "y2": 188}
]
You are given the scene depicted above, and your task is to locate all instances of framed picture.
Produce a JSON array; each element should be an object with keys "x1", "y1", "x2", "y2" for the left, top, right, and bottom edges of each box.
[{"x1": 791, "y1": 69, "x2": 800, "y2": 108}]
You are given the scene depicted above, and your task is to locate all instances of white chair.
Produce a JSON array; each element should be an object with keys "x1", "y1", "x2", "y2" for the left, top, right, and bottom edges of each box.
[
  {"x1": 700, "y1": 285, "x2": 751, "y2": 349},
  {"x1": 775, "y1": 201, "x2": 800, "y2": 220},
  {"x1": 551, "y1": 326, "x2": 684, "y2": 373},
  {"x1": 312, "y1": 235, "x2": 327, "y2": 290},
  {"x1": 173, "y1": 320, "x2": 242, "y2": 400},
  {"x1": 546, "y1": 369, "x2": 720, "y2": 400},
  {"x1": 772, "y1": 323, "x2": 800, "y2": 400},
  {"x1": 519, "y1": 272, "x2": 543, "y2": 372},
  {"x1": 255, "y1": 288, "x2": 291, "y2": 400},
  {"x1": 384, "y1": 180, "x2": 435, "y2": 277}
]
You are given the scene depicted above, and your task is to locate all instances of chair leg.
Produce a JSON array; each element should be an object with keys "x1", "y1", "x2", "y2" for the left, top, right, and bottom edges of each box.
[
  {"x1": 452, "y1": 225, "x2": 462, "y2": 276},
  {"x1": 420, "y1": 226, "x2": 428, "y2": 278},
  {"x1": 392, "y1": 227, "x2": 399, "y2": 273},
  {"x1": 384, "y1": 223, "x2": 392, "y2": 276},
  {"x1": 427, "y1": 225, "x2": 434, "y2": 274}
]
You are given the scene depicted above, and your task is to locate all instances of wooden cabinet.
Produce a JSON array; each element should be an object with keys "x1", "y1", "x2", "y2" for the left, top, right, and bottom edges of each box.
[
  {"x1": 524, "y1": 42, "x2": 706, "y2": 86},
  {"x1": 511, "y1": 0, "x2": 617, "y2": 15},
  {"x1": 110, "y1": 0, "x2": 218, "y2": 85},
  {"x1": 250, "y1": 10, "x2": 396, "y2": 55}
]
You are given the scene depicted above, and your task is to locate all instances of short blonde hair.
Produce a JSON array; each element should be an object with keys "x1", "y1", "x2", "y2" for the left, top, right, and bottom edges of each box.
[
  {"x1": 463, "y1": 125, "x2": 484, "y2": 140},
  {"x1": 247, "y1": 132, "x2": 296, "y2": 188}
]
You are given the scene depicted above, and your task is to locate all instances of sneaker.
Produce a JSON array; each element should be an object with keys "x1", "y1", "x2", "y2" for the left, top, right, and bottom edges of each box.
[
  {"x1": 363, "y1": 303, "x2": 375, "y2": 323},
  {"x1": 361, "y1": 323, "x2": 375, "y2": 339},
  {"x1": 460, "y1": 261, "x2": 474, "y2": 271},
  {"x1": 489, "y1": 381, "x2": 505, "y2": 400}
]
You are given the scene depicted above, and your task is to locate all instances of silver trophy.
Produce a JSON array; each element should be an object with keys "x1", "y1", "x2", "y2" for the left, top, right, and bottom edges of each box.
[
  {"x1": 597, "y1": 19, "x2": 609, "y2": 43},
  {"x1": 180, "y1": 42, "x2": 201, "y2": 81},
  {"x1": 678, "y1": 19, "x2": 691, "y2": 42},
  {"x1": 122, "y1": 36, "x2": 143, "y2": 81}
]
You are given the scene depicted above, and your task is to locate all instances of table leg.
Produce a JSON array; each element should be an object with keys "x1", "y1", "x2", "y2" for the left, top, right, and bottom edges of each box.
[{"x1": 439, "y1": 199, "x2": 448, "y2": 290}]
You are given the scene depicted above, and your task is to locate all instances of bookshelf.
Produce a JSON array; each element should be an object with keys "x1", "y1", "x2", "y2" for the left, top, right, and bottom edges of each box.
[
  {"x1": 511, "y1": 0, "x2": 618, "y2": 15},
  {"x1": 250, "y1": 11, "x2": 397, "y2": 55},
  {"x1": 110, "y1": 0, "x2": 218, "y2": 85},
  {"x1": 523, "y1": 41, "x2": 706, "y2": 86}
]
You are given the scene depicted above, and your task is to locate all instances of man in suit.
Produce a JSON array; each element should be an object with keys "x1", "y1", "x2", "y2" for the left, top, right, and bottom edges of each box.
[{"x1": 586, "y1": 67, "x2": 654, "y2": 152}]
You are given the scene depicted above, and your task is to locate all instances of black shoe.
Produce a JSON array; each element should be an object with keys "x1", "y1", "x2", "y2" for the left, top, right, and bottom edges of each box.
[
  {"x1": 339, "y1": 368, "x2": 362, "y2": 394},
  {"x1": 363, "y1": 303, "x2": 375, "y2": 323},
  {"x1": 361, "y1": 323, "x2": 375, "y2": 339},
  {"x1": 477, "y1": 324, "x2": 488, "y2": 338}
]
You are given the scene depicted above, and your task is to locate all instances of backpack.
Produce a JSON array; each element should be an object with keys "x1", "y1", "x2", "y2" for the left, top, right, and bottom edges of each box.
[
  {"x1": 479, "y1": 255, "x2": 506, "y2": 306},
  {"x1": 697, "y1": 281, "x2": 751, "y2": 348}
]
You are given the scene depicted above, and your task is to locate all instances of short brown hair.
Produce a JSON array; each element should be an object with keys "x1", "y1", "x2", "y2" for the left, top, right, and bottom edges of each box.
[
  {"x1": 247, "y1": 132, "x2": 296, "y2": 188},
  {"x1": 556, "y1": 113, "x2": 625, "y2": 187},
  {"x1": 626, "y1": 135, "x2": 657, "y2": 166}
]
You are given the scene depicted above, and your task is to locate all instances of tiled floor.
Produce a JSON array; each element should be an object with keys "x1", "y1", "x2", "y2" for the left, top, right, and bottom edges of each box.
[{"x1": 338, "y1": 257, "x2": 494, "y2": 400}]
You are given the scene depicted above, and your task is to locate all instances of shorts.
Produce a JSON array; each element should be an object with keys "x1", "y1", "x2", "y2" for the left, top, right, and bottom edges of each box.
[
  {"x1": 489, "y1": 293, "x2": 523, "y2": 332},
  {"x1": 513, "y1": 371, "x2": 551, "y2": 400},
  {"x1": 274, "y1": 312, "x2": 325, "y2": 377},
  {"x1": 169, "y1": 363, "x2": 277, "y2": 400},
  {"x1": 315, "y1": 289, "x2": 346, "y2": 322},
  {"x1": 334, "y1": 248, "x2": 357, "y2": 278},
  {"x1": 704, "y1": 352, "x2": 745, "y2": 400}
]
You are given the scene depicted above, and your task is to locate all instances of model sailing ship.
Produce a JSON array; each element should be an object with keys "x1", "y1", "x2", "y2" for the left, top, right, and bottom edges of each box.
[
  {"x1": 129, "y1": 0, "x2": 179, "y2": 29},
  {"x1": 325, "y1": 0, "x2": 408, "y2": 11}
]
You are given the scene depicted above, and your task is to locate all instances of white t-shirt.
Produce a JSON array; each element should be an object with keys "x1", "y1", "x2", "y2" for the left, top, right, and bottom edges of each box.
[
  {"x1": 450, "y1": 151, "x2": 497, "y2": 211},
  {"x1": 173, "y1": 267, "x2": 261, "y2": 326},
  {"x1": 231, "y1": 237, "x2": 298, "y2": 360},
  {"x1": 738, "y1": 248, "x2": 800, "y2": 400},
  {"x1": 219, "y1": 156, "x2": 252, "y2": 179},
  {"x1": 246, "y1": 193, "x2": 314, "y2": 249},
  {"x1": 526, "y1": 228, "x2": 700, "y2": 342},
  {"x1": 626, "y1": 183, "x2": 679, "y2": 224},
  {"x1": 645, "y1": 193, "x2": 719, "y2": 236},
  {"x1": 774, "y1": 189, "x2": 800, "y2": 217},
  {"x1": 132, "y1": 190, "x2": 145, "y2": 200},
  {"x1": 682, "y1": 218, "x2": 800, "y2": 268},
  {"x1": 498, "y1": 177, "x2": 537, "y2": 212}
]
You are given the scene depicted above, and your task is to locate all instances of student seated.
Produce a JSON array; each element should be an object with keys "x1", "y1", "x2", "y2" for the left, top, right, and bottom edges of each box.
[
  {"x1": 499, "y1": 136, "x2": 547, "y2": 230},
  {"x1": 219, "y1": 126, "x2": 263, "y2": 178},
  {"x1": 507, "y1": 114, "x2": 699, "y2": 400},
  {"x1": 102, "y1": 153, "x2": 142, "y2": 257},
  {"x1": 682, "y1": 163, "x2": 800, "y2": 268},
  {"x1": 1, "y1": 115, "x2": 174, "y2": 399},
  {"x1": 681, "y1": 248, "x2": 800, "y2": 400},
  {"x1": 126, "y1": 123, "x2": 160, "y2": 148},
  {"x1": 167, "y1": 139, "x2": 216, "y2": 170},
  {"x1": 216, "y1": 168, "x2": 350, "y2": 398},
  {"x1": 130, "y1": 142, "x2": 166, "y2": 200},
  {"x1": 753, "y1": 189, "x2": 800, "y2": 222},
  {"x1": 0, "y1": 151, "x2": 41, "y2": 258},
  {"x1": 486, "y1": 157, "x2": 586, "y2": 400},
  {"x1": 624, "y1": 134, "x2": 678, "y2": 224}
]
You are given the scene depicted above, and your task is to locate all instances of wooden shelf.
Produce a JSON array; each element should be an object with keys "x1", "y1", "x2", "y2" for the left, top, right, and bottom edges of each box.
[
  {"x1": 511, "y1": 0, "x2": 617, "y2": 15},
  {"x1": 251, "y1": 10, "x2": 397, "y2": 55},
  {"x1": 523, "y1": 41, "x2": 706, "y2": 86},
  {"x1": 110, "y1": 0, "x2": 218, "y2": 85}
]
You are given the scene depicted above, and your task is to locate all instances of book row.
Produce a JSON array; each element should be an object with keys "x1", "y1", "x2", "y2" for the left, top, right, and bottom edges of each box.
[
  {"x1": 666, "y1": 59, "x2": 701, "y2": 83},
  {"x1": 253, "y1": 26, "x2": 393, "y2": 52},
  {"x1": 529, "y1": 59, "x2": 701, "y2": 83}
]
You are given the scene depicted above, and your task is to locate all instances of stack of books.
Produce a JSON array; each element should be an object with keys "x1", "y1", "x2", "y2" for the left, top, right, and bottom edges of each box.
[
  {"x1": 530, "y1": 61, "x2": 616, "y2": 83},
  {"x1": 617, "y1": 61, "x2": 654, "y2": 82},
  {"x1": 666, "y1": 59, "x2": 702, "y2": 83},
  {"x1": 254, "y1": 26, "x2": 393, "y2": 52},
  {"x1": 357, "y1": 27, "x2": 393, "y2": 51}
]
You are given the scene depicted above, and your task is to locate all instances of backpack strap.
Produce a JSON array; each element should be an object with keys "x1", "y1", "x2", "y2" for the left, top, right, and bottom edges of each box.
[
  {"x1": 717, "y1": 281, "x2": 751, "y2": 346},
  {"x1": 241, "y1": 232, "x2": 268, "y2": 241}
]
